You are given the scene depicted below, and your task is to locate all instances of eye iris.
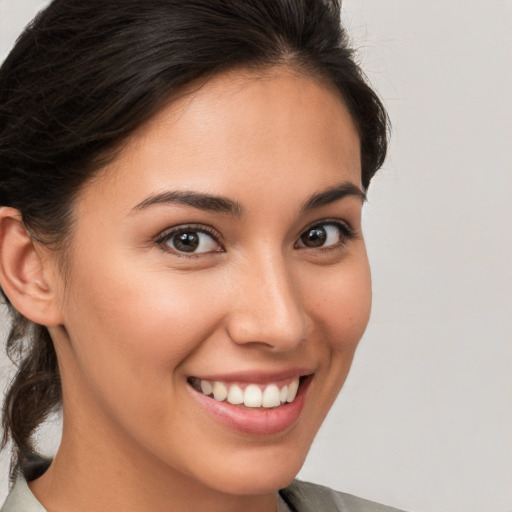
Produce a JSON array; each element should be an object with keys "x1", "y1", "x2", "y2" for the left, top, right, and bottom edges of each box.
[
  {"x1": 173, "y1": 232, "x2": 199, "y2": 252},
  {"x1": 302, "y1": 227, "x2": 327, "y2": 247}
]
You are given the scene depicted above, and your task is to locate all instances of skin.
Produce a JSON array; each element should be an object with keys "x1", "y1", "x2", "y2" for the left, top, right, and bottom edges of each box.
[{"x1": 15, "y1": 66, "x2": 371, "y2": 512}]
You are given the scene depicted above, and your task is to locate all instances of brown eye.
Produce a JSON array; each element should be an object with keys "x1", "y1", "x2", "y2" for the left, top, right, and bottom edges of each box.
[
  {"x1": 159, "y1": 228, "x2": 221, "y2": 254},
  {"x1": 300, "y1": 227, "x2": 327, "y2": 247},
  {"x1": 296, "y1": 222, "x2": 352, "y2": 249},
  {"x1": 172, "y1": 232, "x2": 200, "y2": 252}
]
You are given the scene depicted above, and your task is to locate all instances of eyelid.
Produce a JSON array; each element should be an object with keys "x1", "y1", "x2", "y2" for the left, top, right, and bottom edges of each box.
[
  {"x1": 155, "y1": 224, "x2": 224, "y2": 255},
  {"x1": 300, "y1": 218, "x2": 355, "y2": 235},
  {"x1": 295, "y1": 218, "x2": 357, "y2": 249}
]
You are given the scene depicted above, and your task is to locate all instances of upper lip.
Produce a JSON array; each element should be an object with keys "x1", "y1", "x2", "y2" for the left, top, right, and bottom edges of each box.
[{"x1": 188, "y1": 368, "x2": 314, "y2": 384}]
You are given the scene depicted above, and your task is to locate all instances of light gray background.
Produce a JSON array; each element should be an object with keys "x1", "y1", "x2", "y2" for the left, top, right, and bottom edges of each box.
[{"x1": 1, "y1": 1, "x2": 511, "y2": 511}]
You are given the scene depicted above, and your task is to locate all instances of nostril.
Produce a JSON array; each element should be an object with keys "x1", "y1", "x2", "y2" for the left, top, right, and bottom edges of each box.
[
  {"x1": 224, "y1": 310, "x2": 308, "y2": 351},
  {"x1": 225, "y1": 325, "x2": 303, "y2": 351}
]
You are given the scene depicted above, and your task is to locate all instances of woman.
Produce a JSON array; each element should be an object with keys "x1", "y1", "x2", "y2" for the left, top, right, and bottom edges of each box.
[{"x1": 0, "y1": 0, "x2": 400, "y2": 510}]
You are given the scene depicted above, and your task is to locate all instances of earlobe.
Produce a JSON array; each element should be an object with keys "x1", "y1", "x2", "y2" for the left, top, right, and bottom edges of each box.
[{"x1": 0, "y1": 207, "x2": 63, "y2": 326}]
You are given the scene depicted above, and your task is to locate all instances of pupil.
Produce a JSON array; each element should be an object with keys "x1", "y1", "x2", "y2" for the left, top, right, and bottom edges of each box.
[
  {"x1": 302, "y1": 227, "x2": 326, "y2": 247},
  {"x1": 173, "y1": 232, "x2": 199, "y2": 252}
]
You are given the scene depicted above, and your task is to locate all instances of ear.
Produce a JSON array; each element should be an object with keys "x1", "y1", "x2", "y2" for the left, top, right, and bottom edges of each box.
[{"x1": 0, "y1": 207, "x2": 64, "y2": 326}]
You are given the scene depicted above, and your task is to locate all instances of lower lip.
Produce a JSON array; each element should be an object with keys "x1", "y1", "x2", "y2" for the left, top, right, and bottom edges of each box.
[{"x1": 188, "y1": 376, "x2": 312, "y2": 436}]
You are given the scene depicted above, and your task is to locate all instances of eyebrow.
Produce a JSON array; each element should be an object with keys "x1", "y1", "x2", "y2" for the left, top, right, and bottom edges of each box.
[
  {"x1": 300, "y1": 182, "x2": 367, "y2": 213},
  {"x1": 130, "y1": 181, "x2": 365, "y2": 216},
  {"x1": 131, "y1": 190, "x2": 243, "y2": 216}
]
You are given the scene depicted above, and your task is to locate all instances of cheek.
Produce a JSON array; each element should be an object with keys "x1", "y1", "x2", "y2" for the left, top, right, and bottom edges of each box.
[
  {"x1": 60, "y1": 259, "x2": 227, "y2": 409},
  {"x1": 307, "y1": 255, "x2": 372, "y2": 354}
]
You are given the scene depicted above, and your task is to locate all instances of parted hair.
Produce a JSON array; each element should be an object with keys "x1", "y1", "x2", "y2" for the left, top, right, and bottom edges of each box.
[{"x1": 0, "y1": 0, "x2": 389, "y2": 478}]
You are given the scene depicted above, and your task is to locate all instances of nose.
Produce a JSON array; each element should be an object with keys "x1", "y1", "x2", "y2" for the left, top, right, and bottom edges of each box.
[{"x1": 225, "y1": 253, "x2": 309, "y2": 352}]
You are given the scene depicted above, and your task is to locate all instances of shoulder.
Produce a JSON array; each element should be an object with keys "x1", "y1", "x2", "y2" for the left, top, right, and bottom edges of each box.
[{"x1": 280, "y1": 479, "x2": 409, "y2": 512}]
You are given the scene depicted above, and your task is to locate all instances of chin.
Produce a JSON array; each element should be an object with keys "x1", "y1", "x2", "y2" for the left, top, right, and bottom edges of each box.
[
  {"x1": 210, "y1": 465, "x2": 302, "y2": 496},
  {"x1": 192, "y1": 442, "x2": 309, "y2": 496}
]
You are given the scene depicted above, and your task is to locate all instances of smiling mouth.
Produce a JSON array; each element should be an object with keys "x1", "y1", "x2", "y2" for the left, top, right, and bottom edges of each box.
[{"x1": 187, "y1": 376, "x2": 310, "y2": 409}]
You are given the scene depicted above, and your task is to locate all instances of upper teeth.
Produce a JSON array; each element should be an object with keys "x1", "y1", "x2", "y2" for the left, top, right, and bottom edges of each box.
[{"x1": 197, "y1": 378, "x2": 300, "y2": 408}]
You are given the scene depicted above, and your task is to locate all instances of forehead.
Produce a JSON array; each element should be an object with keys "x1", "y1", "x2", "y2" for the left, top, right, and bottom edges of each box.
[{"x1": 78, "y1": 66, "x2": 361, "y2": 214}]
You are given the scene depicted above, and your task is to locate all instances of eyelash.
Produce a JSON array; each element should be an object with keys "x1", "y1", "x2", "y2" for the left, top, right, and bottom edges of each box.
[
  {"x1": 155, "y1": 224, "x2": 223, "y2": 258},
  {"x1": 154, "y1": 219, "x2": 356, "y2": 257},
  {"x1": 295, "y1": 219, "x2": 357, "y2": 252}
]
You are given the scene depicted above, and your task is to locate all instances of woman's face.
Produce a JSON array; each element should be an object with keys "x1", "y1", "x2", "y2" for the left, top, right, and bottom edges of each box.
[{"x1": 49, "y1": 67, "x2": 371, "y2": 496}]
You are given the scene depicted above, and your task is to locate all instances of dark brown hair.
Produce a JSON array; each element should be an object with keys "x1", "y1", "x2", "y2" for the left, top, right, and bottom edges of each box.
[{"x1": 0, "y1": 0, "x2": 389, "y2": 478}]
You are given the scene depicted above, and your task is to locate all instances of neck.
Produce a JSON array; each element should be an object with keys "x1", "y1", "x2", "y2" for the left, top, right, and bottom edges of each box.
[{"x1": 29, "y1": 412, "x2": 278, "y2": 512}]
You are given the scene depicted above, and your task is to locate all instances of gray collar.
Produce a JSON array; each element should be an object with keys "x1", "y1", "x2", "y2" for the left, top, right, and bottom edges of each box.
[{"x1": 1, "y1": 474, "x2": 45, "y2": 512}]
